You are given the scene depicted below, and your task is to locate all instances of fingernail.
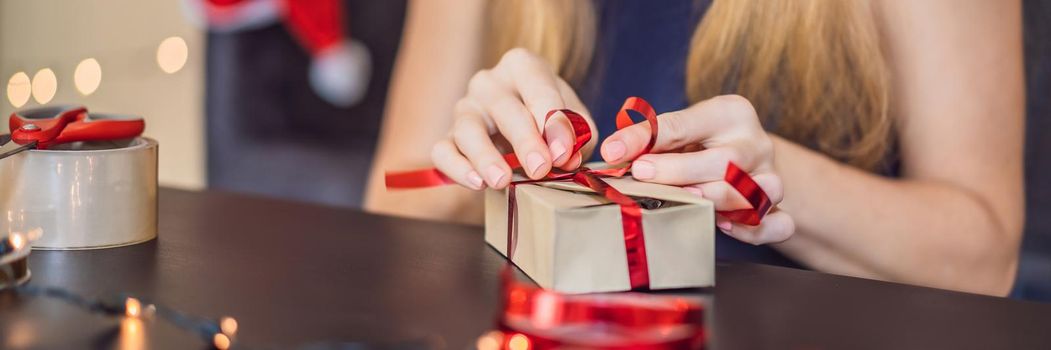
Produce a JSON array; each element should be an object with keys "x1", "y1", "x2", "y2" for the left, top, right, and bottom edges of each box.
[
  {"x1": 603, "y1": 141, "x2": 626, "y2": 161},
  {"x1": 716, "y1": 217, "x2": 733, "y2": 234},
  {"x1": 486, "y1": 165, "x2": 506, "y2": 187},
  {"x1": 526, "y1": 152, "x2": 546, "y2": 176},
  {"x1": 632, "y1": 160, "x2": 655, "y2": 180},
  {"x1": 466, "y1": 170, "x2": 485, "y2": 190},
  {"x1": 568, "y1": 153, "x2": 583, "y2": 169},
  {"x1": 549, "y1": 142, "x2": 568, "y2": 163},
  {"x1": 684, "y1": 186, "x2": 703, "y2": 197}
]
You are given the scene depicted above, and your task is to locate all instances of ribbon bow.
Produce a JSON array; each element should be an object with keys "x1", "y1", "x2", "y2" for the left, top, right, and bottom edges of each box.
[{"x1": 386, "y1": 97, "x2": 771, "y2": 289}]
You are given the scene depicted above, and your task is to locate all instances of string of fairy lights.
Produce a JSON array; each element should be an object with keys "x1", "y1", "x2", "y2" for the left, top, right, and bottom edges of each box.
[
  {"x1": 13, "y1": 285, "x2": 240, "y2": 349},
  {"x1": 2, "y1": 231, "x2": 443, "y2": 350},
  {"x1": 0, "y1": 231, "x2": 239, "y2": 350}
]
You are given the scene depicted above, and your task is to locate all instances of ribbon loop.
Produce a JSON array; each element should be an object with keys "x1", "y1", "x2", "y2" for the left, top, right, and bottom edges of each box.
[
  {"x1": 544, "y1": 109, "x2": 593, "y2": 157},
  {"x1": 615, "y1": 97, "x2": 660, "y2": 156}
]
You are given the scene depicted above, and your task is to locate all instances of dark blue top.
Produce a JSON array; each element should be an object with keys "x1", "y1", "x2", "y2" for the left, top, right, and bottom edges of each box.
[{"x1": 581, "y1": 0, "x2": 800, "y2": 267}]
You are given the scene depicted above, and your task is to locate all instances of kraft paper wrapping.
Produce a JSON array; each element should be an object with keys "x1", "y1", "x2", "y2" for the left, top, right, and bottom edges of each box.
[{"x1": 485, "y1": 177, "x2": 714, "y2": 294}]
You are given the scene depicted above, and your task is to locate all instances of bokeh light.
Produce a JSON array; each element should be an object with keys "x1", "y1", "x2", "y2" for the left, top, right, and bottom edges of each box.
[
  {"x1": 120, "y1": 318, "x2": 145, "y2": 350},
  {"x1": 476, "y1": 331, "x2": 503, "y2": 350},
  {"x1": 213, "y1": 333, "x2": 231, "y2": 350},
  {"x1": 156, "y1": 36, "x2": 188, "y2": 74},
  {"x1": 125, "y1": 297, "x2": 142, "y2": 317},
  {"x1": 74, "y1": 58, "x2": 102, "y2": 95},
  {"x1": 219, "y1": 317, "x2": 238, "y2": 336},
  {"x1": 508, "y1": 333, "x2": 530, "y2": 350},
  {"x1": 9, "y1": 232, "x2": 26, "y2": 251},
  {"x1": 31, "y1": 68, "x2": 57, "y2": 104},
  {"x1": 6, "y1": 72, "x2": 31, "y2": 108}
]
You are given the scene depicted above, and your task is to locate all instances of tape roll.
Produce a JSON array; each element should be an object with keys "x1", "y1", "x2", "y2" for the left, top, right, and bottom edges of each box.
[{"x1": 0, "y1": 137, "x2": 158, "y2": 250}]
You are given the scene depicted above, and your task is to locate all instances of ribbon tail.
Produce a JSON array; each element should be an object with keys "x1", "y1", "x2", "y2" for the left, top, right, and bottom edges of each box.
[
  {"x1": 385, "y1": 168, "x2": 454, "y2": 188},
  {"x1": 573, "y1": 171, "x2": 650, "y2": 290}
]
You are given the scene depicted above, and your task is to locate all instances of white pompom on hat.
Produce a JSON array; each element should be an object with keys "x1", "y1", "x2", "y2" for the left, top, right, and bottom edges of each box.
[{"x1": 309, "y1": 39, "x2": 371, "y2": 107}]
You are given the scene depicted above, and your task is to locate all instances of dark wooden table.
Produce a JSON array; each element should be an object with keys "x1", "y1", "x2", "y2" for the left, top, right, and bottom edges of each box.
[{"x1": 2, "y1": 188, "x2": 1050, "y2": 349}]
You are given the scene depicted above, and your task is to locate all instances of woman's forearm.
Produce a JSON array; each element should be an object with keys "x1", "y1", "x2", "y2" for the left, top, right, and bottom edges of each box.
[
  {"x1": 771, "y1": 136, "x2": 1020, "y2": 296},
  {"x1": 363, "y1": 0, "x2": 487, "y2": 223}
]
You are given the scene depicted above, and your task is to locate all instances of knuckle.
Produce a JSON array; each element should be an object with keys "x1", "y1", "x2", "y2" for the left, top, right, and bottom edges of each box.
[
  {"x1": 711, "y1": 94, "x2": 760, "y2": 129},
  {"x1": 468, "y1": 70, "x2": 492, "y2": 91},
  {"x1": 451, "y1": 120, "x2": 473, "y2": 143},
  {"x1": 501, "y1": 47, "x2": 555, "y2": 73},
  {"x1": 525, "y1": 95, "x2": 565, "y2": 121},
  {"x1": 657, "y1": 112, "x2": 688, "y2": 146},
  {"x1": 761, "y1": 174, "x2": 785, "y2": 204},
  {"x1": 713, "y1": 94, "x2": 756, "y2": 117},
  {"x1": 501, "y1": 48, "x2": 532, "y2": 65},
  {"x1": 453, "y1": 98, "x2": 475, "y2": 116},
  {"x1": 535, "y1": 89, "x2": 564, "y2": 107},
  {"x1": 755, "y1": 136, "x2": 774, "y2": 157},
  {"x1": 732, "y1": 142, "x2": 763, "y2": 169},
  {"x1": 714, "y1": 147, "x2": 742, "y2": 166},
  {"x1": 492, "y1": 96, "x2": 527, "y2": 120},
  {"x1": 430, "y1": 140, "x2": 451, "y2": 163},
  {"x1": 513, "y1": 137, "x2": 546, "y2": 153}
]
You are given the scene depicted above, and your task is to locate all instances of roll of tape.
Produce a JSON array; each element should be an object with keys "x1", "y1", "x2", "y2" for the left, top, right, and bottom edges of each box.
[{"x1": 0, "y1": 137, "x2": 158, "y2": 250}]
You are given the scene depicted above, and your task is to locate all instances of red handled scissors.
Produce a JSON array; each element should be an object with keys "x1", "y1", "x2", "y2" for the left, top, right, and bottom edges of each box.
[{"x1": 0, "y1": 105, "x2": 146, "y2": 160}]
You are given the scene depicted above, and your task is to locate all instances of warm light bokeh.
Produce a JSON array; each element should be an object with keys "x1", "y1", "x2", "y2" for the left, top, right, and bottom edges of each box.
[
  {"x1": 213, "y1": 333, "x2": 231, "y2": 350},
  {"x1": 219, "y1": 317, "x2": 238, "y2": 336},
  {"x1": 6, "y1": 72, "x2": 31, "y2": 108},
  {"x1": 120, "y1": 318, "x2": 145, "y2": 350},
  {"x1": 156, "y1": 36, "x2": 189, "y2": 74},
  {"x1": 31, "y1": 68, "x2": 57, "y2": 104},
  {"x1": 125, "y1": 297, "x2": 142, "y2": 318},
  {"x1": 74, "y1": 58, "x2": 102, "y2": 95},
  {"x1": 508, "y1": 334, "x2": 530, "y2": 350}
]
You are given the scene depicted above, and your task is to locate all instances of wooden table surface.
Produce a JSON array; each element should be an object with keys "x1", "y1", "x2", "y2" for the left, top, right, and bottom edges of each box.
[{"x1": 2, "y1": 188, "x2": 1050, "y2": 349}]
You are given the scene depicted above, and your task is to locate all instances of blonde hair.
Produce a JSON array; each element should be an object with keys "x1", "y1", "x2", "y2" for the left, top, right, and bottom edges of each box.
[{"x1": 484, "y1": 0, "x2": 892, "y2": 170}]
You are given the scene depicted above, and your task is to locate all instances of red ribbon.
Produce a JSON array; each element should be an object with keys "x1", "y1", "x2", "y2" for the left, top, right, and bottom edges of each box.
[
  {"x1": 386, "y1": 97, "x2": 772, "y2": 289},
  {"x1": 493, "y1": 282, "x2": 705, "y2": 349},
  {"x1": 386, "y1": 97, "x2": 772, "y2": 348}
]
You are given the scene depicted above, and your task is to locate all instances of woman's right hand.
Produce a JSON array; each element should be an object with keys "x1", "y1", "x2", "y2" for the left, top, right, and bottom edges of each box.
[{"x1": 430, "y1": 48, "x2": 597, "y2": 190}]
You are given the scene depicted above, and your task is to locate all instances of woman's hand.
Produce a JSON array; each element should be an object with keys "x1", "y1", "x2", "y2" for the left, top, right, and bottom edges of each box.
[
  {"x1": 601, "y1": 95, "x2": 794, "y2": 245},
  {"x1": 430, "y1": 48, "x2": 596, "y2": 190}
]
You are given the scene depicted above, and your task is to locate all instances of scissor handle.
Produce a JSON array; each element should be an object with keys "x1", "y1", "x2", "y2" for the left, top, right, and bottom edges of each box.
[
  {"x1": 10, "y1": 106, "x2": 145, "y2": 149},
  {"x1": 52, "y1": 113, "x2": 145, "y2": 147},
  {"x1": 10, "y1": 105, "x2": 86, "y2": 148}
]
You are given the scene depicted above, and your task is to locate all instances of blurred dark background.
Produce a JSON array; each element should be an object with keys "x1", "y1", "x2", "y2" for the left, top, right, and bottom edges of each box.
[
  {"x1": 205, "y1": 0, "x2": 406, "y2": 208},
  {"x1": 1017, "y1": 0, "x2": 1051, "y2": 301},
  {"x1": 204, "y1": 0, "x2": 1050, "y2": 301}
]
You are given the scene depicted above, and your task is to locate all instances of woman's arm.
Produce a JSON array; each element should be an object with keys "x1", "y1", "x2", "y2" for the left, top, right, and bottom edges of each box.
[
  {"x1": 364, "y1": 0, "x2": 487, "y2": 224},
  {"x1": 774, "y1": 0, "x2": 1025, "y2": 295}
]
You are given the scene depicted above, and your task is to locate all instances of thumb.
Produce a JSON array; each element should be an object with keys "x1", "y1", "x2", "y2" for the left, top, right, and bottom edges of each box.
[{"x1": 542, "y1": 110, "x2": 591, "y2": 168}]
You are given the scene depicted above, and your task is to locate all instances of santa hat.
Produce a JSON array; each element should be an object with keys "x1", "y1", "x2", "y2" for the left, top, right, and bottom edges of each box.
[{"x1": 184, "y1": 0, "x2": 371, "y2": 107}]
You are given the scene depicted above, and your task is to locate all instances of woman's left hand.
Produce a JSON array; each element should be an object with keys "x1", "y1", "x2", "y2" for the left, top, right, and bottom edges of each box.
[{"x1": 600, "y1": 95, "x2": 794, "y2": 245}]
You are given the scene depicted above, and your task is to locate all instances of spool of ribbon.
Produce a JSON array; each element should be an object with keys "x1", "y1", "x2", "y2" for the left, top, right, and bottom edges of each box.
[{"x1": 492, "y1": 280, "x2": 705, "y2": 349}]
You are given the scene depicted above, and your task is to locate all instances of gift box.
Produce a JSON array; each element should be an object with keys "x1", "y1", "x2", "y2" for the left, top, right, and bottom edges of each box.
[{"x1": 485, "y1": 177, "x2": 714, "y2": 294}]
